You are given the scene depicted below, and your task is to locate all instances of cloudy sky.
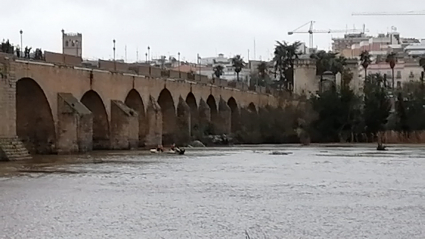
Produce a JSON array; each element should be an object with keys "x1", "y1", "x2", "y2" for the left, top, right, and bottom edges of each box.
[{"x1": 1, "y1": 0, "x2": 424, "y2": 62}]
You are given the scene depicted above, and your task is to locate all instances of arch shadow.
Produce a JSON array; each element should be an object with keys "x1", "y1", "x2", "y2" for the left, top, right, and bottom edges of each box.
[
  {"x1": 81, "y1": 90, "x2": 110, "y2": 149},
  {"x1": 206, "y1": 95, "x2": 218, "y2": 134},
  {"x1": 248, "y1": 102, "x2": 257, "y2": 113},
  {"x1": 125, "y1": 89, "x2": 147, "y2": 147},
  {"x1": 16, "y1": 78, "x2": 56, "y2": 154},
  {"x1": 158, "y1": 88, "x2": 176, "y2": 145},
  {"x1": 227, "y1": 97, "x2": 240, "y2": 133},
  {"x1": 186, "y1": 92, "x2": 198, "y2": 136}
]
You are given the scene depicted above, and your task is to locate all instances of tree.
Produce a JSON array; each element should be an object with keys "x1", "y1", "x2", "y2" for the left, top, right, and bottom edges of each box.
[
  {"x1": 213, "y1": 65, "x2": 224, "y2": 79},
  {"x1": 386, "y1": 52, "x2": 397, "y2": 89},
  {"x1": 257, "y1": 61, "x2": 268, "y2": 79},
  {"x1": 363, "y1": 74, "x2": 391, "y2": 139},
  {"x1": 330, "y1": 55, "x2": 347, "y2": 75},
  {"x1": 257, "y1": 61, "x2": 268, "y2": 87},
  {"x1": 273, "y1": 41, "x2": 302, "y2": 91},
  {"x1": 395, "y1": 92, "x2": 408, "y2": 133},
  {"x1": 231, "y1": 55, "x2": 245, "y2": 82},
  {"x1": 309, "y1": 85, "x2": 360, "y2": 142},
  {"x1": 419, "y1": 57, "x2": 425, "y2": 88},
  {"x1": 360, "y1": 50, "x2": 372, "y2": 79},
  {"x1": 310, "y1": 50, "x2": 340, "y2": 92}
]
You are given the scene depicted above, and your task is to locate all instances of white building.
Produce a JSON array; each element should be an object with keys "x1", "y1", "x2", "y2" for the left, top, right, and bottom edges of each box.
[
  {"x1": 404, "y1": 39, "x2": 425, "y2": 57},
  {"x1": 198, "y1": 54, "x2": 251, "y2": 82}
]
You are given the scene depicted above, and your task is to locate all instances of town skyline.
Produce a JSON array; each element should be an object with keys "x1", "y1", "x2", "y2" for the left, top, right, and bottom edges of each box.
[{"x1": 1, "y1": 0, "x2": 424, "y2": 62}]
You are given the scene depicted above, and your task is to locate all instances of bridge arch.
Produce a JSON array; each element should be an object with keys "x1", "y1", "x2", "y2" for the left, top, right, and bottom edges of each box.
[
  {"x1": 16, "y1": 78, "x2": 56, "y2": 154},
  {"x1": 227, "y1": 97, "x2": 240, "y2": 133},
  {"x1": 248, "y1": 102, "x2": 257, "y2": 113},
  {"x1": 207, "y1": 95, "x2": 218, "y2": 134},
  {"x1": 157, "y1": 88, "x2": 176, "y2": 145},
  {"x1": 186, "y1": 92, "x2": 198, "y2": 135},
  {"x1": 125, "y1": 89, "x2": 147, "y2": 147},
  {"x1": 81, "y1": 90, "x2": 110, "y2": 149}
]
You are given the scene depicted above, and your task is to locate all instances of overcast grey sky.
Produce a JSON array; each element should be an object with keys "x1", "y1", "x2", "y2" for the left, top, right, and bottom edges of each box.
[{"x1": 1, "y1": 0, "x2": 424, "y2": 62}]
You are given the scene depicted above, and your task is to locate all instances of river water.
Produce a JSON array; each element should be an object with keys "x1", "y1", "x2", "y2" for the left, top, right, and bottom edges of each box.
[{"x1": 1, "y1": 145, "x2": 425, "y2": 239}]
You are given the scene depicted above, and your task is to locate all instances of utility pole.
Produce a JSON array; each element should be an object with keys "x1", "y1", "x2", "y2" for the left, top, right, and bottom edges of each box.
[
  {"x1": 136, "y1": 48, "x2": 139, "y2": 62},
  {"x1": 254, "y1": 38, "x2": 256, "y2": 60}
]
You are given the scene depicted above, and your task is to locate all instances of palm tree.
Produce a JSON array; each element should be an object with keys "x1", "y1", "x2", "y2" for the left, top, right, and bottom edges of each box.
[
  {"x1": 385, "y1": 52, "x2": 397, "y2": 89},
  {"x1": 213, "y1": 65, "x2": 224, "y2": 79},
  {"x1": 273, "y1": 41, "x2": 302, "y2": 91},
  {"x1": 360, "y1": 50, "x2": 372, "y2": 79},
  {"x1": 231, "y1": 55, "x2": 245, "y2": 81},
  {"x1": 257, "y1": 61, "x2": 268, "y2": 86},
  {"x1": 331, "y1": 55, "x2": 347, "y2": 75},
  {"x1": 419, "y1": 57, "x2": 425, "y2": 86}
]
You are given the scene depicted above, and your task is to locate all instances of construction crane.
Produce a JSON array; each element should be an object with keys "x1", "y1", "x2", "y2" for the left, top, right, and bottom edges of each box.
[
  {"x1": 288, "y1": 21, "x2": 367, "y2": 49},
  {"x1": 352, "y1": 10, "x2": 425, "y2": 16}
]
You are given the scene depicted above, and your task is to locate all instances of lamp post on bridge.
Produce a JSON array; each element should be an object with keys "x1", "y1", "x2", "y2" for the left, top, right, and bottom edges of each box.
[
  {"x1": 19, "y1": 30, "x2": 23, "y2": 57},
  {"x1": 113, "y1": 39, "x2": 116, "y2": 71},
  {"x1": 178, "y1": 52, "x2": 181, "y2": 78},
  {"x1": 147, "y1": 46, "x2": 150, "y2": 63}
]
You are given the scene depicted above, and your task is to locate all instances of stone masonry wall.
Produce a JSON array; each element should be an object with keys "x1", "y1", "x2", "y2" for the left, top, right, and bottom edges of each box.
[{"x1": 57, "y1": 93, "x2": 93, "y2": 154}]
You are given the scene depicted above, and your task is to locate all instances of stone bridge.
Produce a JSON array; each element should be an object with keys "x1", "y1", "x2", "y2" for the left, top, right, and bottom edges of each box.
[{"x1": 0, "y1": 53, "x2": 278, "y2": 156}]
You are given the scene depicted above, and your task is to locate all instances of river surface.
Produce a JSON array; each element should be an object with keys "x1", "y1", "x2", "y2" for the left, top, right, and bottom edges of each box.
[{"x1": 1, "y1": 145, "x2": 425, "y2": 239}]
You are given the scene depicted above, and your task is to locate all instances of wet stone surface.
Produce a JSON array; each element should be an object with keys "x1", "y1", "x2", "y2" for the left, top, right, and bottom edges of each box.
[{"x1": 1, "y1": 146, "x2": 425, "y2": 238}]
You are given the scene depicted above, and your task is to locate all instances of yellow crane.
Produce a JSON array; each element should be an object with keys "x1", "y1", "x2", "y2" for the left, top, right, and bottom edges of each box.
[
  {"x1": 352, "y1": 10, "x2": 425, "y2": 16},
  {"x1": 288, "y1": 21, "x2": 367, "y2": 49}
]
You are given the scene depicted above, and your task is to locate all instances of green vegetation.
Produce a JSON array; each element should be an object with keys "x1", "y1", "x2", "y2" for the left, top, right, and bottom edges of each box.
[
  {"x1": 273, "y1": 41, "x2": 302, "y2": 91},
  {"x1": 213, "y1": 65, "x2": 224, "y2": 79},
  {"x1": 231, "y1": 55, "x2": 245, "y2": 82},
  {"x1": 386, "y1": 52, "x2": 397, "y2": 88}
]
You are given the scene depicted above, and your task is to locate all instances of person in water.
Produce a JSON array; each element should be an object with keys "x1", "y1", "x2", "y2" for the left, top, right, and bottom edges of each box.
[
  {"x1": 171, "y1": 143, "x2": 182, "y2": 152},
  {"x1": 156, "y1": 145, "x2": 164, "y2": 152}
]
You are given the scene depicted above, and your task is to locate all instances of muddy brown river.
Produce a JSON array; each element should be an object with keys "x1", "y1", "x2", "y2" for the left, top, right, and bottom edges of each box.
[{"x1": 1, "y1": 146, "x2": 425, "y2": 238}]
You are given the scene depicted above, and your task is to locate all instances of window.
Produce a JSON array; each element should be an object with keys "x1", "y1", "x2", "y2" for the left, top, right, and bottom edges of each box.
[
  {"x1": 397, "y1": 81, "x2": 401, "y2": 88},
  {"x1": 71, "y1": 41, "x2": 75, "y2": 47},
  {"x1": 65, "y1": 41, "x2": 68, "y2": 47},
  {"x1": 396, "y1": 71, "x2": 401, "y2": 79}
]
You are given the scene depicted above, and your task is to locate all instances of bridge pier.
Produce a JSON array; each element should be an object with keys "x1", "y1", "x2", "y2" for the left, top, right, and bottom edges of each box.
[
  {"x1": 145, "y1": 96, "x2": 162, "y2": 147},
  {"x1": 57, "y1": 93, "x2": 92, "y2": 154},
  {"x1": 110, "y1": 100, "x2": 139, "y2": 150}
]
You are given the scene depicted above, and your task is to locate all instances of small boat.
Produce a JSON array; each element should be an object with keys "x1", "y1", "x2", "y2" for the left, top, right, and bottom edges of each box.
[
  {"x1": 150, "y1": 148, "x2": 162, "y2": 154},
  {"x1": 150, "y1": 148, "x2": 185, "y2": 155}
]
